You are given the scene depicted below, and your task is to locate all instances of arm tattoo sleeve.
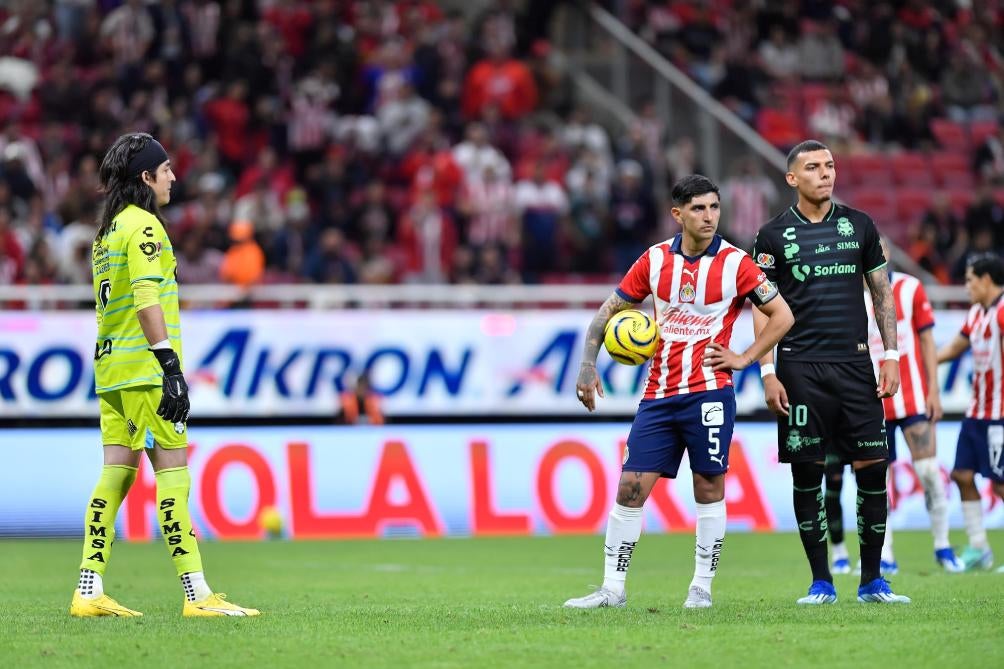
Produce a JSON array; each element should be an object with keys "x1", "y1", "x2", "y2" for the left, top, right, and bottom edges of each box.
[
  {"x1": 866, "y1": 270, "x2": 898, "y2": 351},
  {"x1": 581, "y1": 293, "x2": 636, "y2": 364}
]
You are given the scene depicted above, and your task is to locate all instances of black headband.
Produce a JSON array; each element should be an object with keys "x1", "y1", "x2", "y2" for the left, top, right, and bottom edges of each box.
[{"x1": 127, "y1": 139, "x2": 169, "y2": 177}]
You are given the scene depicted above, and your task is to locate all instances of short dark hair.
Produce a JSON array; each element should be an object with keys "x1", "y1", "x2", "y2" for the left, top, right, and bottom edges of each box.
[
  {"x1": 671, "y1": 174, "x2": 719, "y2": 206},
  {"x1": 967, "y1": 253, "x2": 1004, "y2": 285},
  {"x1": 786, "y1": 139, "x2": 829, "y2": 168}
]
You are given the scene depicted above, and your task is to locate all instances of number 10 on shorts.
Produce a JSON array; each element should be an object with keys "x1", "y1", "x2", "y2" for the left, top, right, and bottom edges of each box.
[{"x1": 788, "y1": 404, "x2": 808, "y2": 427}]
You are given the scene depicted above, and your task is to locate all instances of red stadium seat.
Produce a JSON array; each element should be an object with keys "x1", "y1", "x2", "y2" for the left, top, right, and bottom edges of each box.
[
  {"x1": 970, "y1": 120, "x2": 1000, "y2": 147},
  {"x1": 839, "y1": 154, "x2": 892, "y2": 188},
  {"x1": 769, "y1": 82, "x2": 800, "y2": 110},
  {"x1": 930, "y1": 119, "x2": 969, "y2": 153},
  {"x1": 891, "y1": 152, "x2": 934, "y2": 187},
  {"x1": 946, "y1": 188, "x2": 975, "y2": 216},
  {"x1": 800, "y1": 83, "x2": 831, "y2": 114},
  {"x1": 895, "y1": 188, "x2": 933, "y2": 225},
  {"x1": 844, "y1": 188, "x2": 897, "y2": 227},
  {"x1": 756, "y1": 108, "x2": 805, "y2": 149},
  {"x1": 930, "y1": 152, "x2": 974, "y2": 188}
]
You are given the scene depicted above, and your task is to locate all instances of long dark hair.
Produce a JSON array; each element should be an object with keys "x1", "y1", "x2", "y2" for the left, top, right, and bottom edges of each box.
[{"x1": 95, "y1": 133, "x2": 166, "y2": 241}]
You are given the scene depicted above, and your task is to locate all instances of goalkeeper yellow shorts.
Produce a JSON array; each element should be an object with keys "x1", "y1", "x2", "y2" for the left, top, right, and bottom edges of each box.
[{"x1": 99, "y1": 385, "x2": 188, "y2": 450}]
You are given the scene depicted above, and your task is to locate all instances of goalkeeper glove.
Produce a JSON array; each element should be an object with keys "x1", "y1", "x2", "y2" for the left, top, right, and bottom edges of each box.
[{"x1": 151, "y1": 348, "x2": 190, "y2": 424}]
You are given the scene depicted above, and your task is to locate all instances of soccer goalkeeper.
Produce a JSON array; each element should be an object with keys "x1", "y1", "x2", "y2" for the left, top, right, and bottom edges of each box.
[{"x1": 70, "y1": 133, "x2": 258, "y2": 617}]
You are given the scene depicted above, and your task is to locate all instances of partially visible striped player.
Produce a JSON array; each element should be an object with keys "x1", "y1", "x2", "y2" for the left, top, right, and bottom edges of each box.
[
  {"x1": 564, "y1": 175, "x2": 793, "y2": 610},
  {"x1": 825, "y1": 237, "x2": 964, "y2": 575},
  {"x1": 937, "y1": 253, "x2": 1004, "y2": 572},
  {"x1": 70, "y1": 133, "x2": 259, "y2": 617}
]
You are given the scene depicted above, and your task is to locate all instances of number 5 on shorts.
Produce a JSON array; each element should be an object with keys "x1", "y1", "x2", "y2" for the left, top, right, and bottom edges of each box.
[{"x1": 708, "y1": 427, "x2": 725, "y2": 467}]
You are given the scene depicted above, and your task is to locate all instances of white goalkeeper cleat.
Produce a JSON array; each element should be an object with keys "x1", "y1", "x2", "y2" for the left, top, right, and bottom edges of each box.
[{"x1": 563, "y1": 587, "x2": 626, "y2": 609}]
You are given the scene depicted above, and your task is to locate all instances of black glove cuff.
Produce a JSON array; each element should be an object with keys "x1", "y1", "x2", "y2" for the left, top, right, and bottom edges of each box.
[{"x1": 151, "y1": 348, "x2": 182, "y2": 375}]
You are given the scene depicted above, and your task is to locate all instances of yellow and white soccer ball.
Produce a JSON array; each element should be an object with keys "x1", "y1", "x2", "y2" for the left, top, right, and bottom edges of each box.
[{"x1": 604, "y1": 309, "x2": 659, "y2": 365}]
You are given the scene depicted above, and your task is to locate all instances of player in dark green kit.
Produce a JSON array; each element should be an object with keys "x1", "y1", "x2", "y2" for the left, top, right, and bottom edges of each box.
[{"x1": 752, "y1": 140, "x2": 910, "y2": 605}]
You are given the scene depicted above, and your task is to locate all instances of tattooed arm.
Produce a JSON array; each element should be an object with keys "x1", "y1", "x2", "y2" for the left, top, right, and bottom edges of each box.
[
  {"x1": 865, "y1": 269, "x2": 900, "y2": 398},
  {"x1": 576, "y1": 292, "x2": 637, "y2": 412}
]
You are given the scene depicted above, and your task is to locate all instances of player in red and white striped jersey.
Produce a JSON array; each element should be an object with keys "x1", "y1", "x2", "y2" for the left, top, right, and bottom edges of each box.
[
  {"x1": 618, "y1": 233, "x2": 769, "y2": 400},
  {"x1": 825, "y1": 240, "x2": 963, "y2": 575},
  {"x1": 938, "y1": 253, "x2": 1004, "y2": 571},
  {"x1": 565, "y1": 175, "x2": 793, "y2": 611}
]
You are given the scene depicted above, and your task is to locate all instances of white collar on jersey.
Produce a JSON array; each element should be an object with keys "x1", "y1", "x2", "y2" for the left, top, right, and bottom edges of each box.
[{"x1": 670, "y1": 233, "x2": 723, "y2": 258}]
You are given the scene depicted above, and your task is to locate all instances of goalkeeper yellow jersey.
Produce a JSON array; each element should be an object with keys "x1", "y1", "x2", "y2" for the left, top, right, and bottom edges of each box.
[{"x1": 91, "y1": 204, "x2": 182, "y2": 393}]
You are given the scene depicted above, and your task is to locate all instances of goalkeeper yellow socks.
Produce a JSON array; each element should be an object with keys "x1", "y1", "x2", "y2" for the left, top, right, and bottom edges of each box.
[
  {"x1": 78, "y1": 464, "x2": 138, "y2": 597},
  {"x1": 155, "y1": 467, "x2": 204, "y2": 577}
]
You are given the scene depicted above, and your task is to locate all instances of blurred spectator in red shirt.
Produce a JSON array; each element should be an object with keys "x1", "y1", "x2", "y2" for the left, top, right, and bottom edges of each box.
[
  {"x1": 204, "y1": 80, "x2": 251, "y2": 171},
  {"x1": 0, "y1": 207, "x2": 24, "y2": 283},
  {"x1": 400, "y1": 131, "x2": 463, "y2": 209},
  {"x1": 398, "y1": 189, "x2": 457, "y2": 283},
  {"x1": 462, "y1": 28, "x2": 537, "y2": 121},
  {"x1": 263, "y1": 0, "x2": 312, "y2": 58}
]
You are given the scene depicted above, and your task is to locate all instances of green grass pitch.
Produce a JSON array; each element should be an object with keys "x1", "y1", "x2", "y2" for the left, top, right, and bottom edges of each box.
[{"x1": 3, "y1": 531, "x2": 1002, "y2": 668}]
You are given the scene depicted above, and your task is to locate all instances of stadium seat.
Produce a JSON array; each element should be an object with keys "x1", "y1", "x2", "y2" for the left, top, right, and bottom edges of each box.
[
  {"x1": 946, "y1": 188, "x2": 975, "y2": 216},
  {"x1": 891, "y1": 152, "x2": 934, "y2": 187},
  {"x1": 930, "y1": 152, "x2": 974, "y2": 188},
  {"x1": 844, "y1": 188, "x2": 897, "y2": 227},
  {"x1": 970, "y1": 120, "x2": 1000, "y2": 147},
  {"x1": 840, "y1": 154, "x2": 892, "y2": 188},
  {"x1": 800, "y1": 83, "x2": 831, "y2": 114},
  {"x1": 895, "y1": 188, "x2": 933, "y2": 226},
  {"x1": 769, "y1": 82, "x2": 800, "y2": 110},
  {"x1": 756, "y1": 108, "x2": 805, "y2": 149},
  {"x1": 930, "y1": 118, "x2": 969, "y2": 153}
]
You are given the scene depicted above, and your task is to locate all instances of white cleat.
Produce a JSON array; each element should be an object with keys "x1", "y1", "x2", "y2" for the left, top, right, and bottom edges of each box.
[
  {"x1": 857, "y1": 578, "x2": 911, "y2": 604},
  {"x1": 934, "y1": 548, "x2": 965, "y2": 573},
  {"x1": 682, "y1": 585, "x2": 712, "y2": 609},
  {"x1": 796, "y1": 580, "x2": 837, "y2": 605},
  {"x1": 563, "y1": 587, "x2": 626, "y2": 609}
]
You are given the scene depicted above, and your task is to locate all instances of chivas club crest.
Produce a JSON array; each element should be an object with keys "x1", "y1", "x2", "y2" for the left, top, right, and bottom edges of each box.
[{"x1": 679, "y1": 283, "x2": 696, "y2": 303}]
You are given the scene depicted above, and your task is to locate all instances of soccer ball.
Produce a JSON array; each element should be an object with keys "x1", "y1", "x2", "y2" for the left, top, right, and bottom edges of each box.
[
  {"x1": 258, "y1": 505, "x2": 283, "y2": 538},
  {"x1": 604, "y1": 309, "x2": 659, "y2": 365}
]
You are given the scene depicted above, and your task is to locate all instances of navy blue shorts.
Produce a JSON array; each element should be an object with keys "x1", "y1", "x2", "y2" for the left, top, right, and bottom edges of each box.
[
  {"x1": 886, "y1": 414, "x2": 929, "y2": 462},
  {"x1": 624, "y1": 387, "x2": 736, "y2": 478},
  {"x1": 954, "y1": 418, "x2": 1004, "y2": 483}
]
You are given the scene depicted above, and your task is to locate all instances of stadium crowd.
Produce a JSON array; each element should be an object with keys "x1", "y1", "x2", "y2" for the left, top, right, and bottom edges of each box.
[
  {"x1": 0, "y1": 0, "x2": 1000, "y2": 289},
  {"x1": 624, "y1": 0, "x2": 1004, "y2": 283}
]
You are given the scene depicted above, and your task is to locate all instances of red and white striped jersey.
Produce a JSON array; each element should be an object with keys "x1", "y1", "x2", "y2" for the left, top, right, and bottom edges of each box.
[
  {"x1": 961, "y1": 294, "x2": 1004, "y2": 419},
  {"x1": 864, "y1": 272, "x2": 936, "y2": 420},
  {"x1": 617, "y1": 234, "x2": 777, "y2": 400}
]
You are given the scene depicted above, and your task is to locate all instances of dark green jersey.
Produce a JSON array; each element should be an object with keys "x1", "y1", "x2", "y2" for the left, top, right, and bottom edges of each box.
[{"x1": 752, "y1": 202, "x2": 887, "y2": 362}]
